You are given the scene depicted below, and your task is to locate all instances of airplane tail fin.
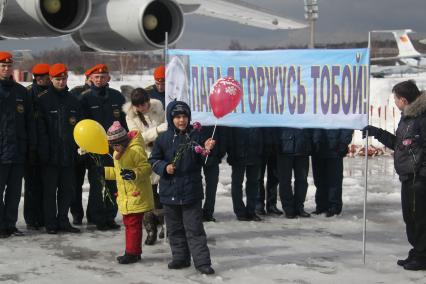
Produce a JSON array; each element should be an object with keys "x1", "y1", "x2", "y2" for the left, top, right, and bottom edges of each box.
[{"x1": 392, "y1": 29, "x2": 421, "y2": 58}]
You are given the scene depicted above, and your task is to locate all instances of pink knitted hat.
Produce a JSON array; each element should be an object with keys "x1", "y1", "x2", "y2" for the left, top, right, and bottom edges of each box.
[{"x1": 107, "y1": 121, "x2": 128, "y2": 145}]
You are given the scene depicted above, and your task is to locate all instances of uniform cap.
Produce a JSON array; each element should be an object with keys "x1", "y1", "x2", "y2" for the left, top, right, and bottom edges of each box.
[
  {"x1": 154, "y1": 65, "x2": 165, "y2": 81},
  {"x1": 49, "y1": 63, "x2": 68, "y2": 77},
  {"x1": 0, "y1": 51, "x2": 13, "y2": 63},
  {"x1": 32, "y1": 63, "x2": 50, "y2": 76},
  {"x1": 84, "y1": 66, "x2": 95, "y2": 77},
  {"x1": 87, "y1": 64, "x2": 109, "y2": 76}
]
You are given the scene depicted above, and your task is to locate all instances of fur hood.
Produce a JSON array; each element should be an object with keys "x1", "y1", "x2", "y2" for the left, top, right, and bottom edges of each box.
[
  {"x1": 404, "y1": 91, "x2": 426, "y2": 117},
  {"x1": 122, "y1": 98, "x2": 164, "y2": 119}
]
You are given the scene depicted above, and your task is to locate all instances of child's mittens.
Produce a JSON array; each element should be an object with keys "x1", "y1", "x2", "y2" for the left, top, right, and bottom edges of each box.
[{"x1": 120, "y1": 168, "x2": 136, "y2": 180}]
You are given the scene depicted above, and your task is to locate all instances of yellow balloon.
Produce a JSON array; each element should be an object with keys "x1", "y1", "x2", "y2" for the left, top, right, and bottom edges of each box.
[{"x1": 73, "y1": 119, "x2": 109, "y2": 155}]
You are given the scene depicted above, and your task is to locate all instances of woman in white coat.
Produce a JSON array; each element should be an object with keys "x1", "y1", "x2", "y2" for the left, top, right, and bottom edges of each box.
[{"x1": 123, "y1": 88, "x2": 167, "y2": 245}]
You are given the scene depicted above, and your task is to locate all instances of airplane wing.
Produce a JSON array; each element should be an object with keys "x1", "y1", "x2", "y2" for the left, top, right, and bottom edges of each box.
[
  {"x1": 370, "y1": 64, "x2": 426, "y2": 78},
  {"x1": 178, "y1": 0, "x2": 307, "y2": 30}
]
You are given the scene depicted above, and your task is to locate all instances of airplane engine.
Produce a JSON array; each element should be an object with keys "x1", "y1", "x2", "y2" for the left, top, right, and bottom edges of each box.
[
  {"x1": 71, "y1": 0, "x2": 184, "y2": 52},
  {"x1": 0, "y1": 0, "x2": 92, "y2": 37}
]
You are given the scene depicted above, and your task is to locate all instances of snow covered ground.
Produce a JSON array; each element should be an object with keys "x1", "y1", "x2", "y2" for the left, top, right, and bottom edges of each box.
[
  {"x1": 3, "y1": 71, "x2": 426, "y2": 283},
  {"x1": 1, "y1": 156, "x2": 426, "y2": 284}
]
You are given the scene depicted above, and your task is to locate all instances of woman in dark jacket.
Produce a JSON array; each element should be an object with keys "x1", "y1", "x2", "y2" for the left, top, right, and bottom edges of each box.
[
  {"x1": 149, "y1": 100, "x2": 215, "y2": 275},
  {"x1": 365, "y1": 80, "x2": 426, "y2": 271}
]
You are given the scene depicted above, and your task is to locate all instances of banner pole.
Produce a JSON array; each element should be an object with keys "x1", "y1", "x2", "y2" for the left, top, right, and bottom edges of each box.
[{"x1": 363, "y1": 31, "x2": 372, "y2": 264}]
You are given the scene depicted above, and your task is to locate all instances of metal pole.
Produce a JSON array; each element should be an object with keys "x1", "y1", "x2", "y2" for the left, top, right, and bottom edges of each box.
[
  {"x1": 363, "y1": 31, "x2": 372, "y2": 264},
  {"x1": 309, "y1": 20, "x2": 315, "y2": 49}
]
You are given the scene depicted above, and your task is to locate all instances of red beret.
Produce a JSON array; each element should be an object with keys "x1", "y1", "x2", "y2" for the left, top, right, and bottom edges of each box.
[
  {"x1": 154, "y1": 65, "x2": 165, "y2": 81},
  {"x1": 0, "y1": 51, "x2": 13, "y2": 63},
  {"x1": 49, "y1": 63, "x2": 68, "y2": 77},
  {"x1": 32, "y1": 63, "x2": 50, "y2": 75},
  {"x1": 84, "y1": 66, "x2": 94, "y2": 77},
  {"x1": 87, "y1": 64, "x2": 109, "y2": 76}
]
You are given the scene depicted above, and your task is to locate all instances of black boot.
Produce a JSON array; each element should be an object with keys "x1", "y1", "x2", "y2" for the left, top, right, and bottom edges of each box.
[
  {"x1": 267, "y1": 206, "x2": 283, "y2": 215},
  {"x1": 107, "y1": 220, "x2": 121, "y2": 230},
  {"x1": 296, "y1": 209, "x2": 311, "y2": 218},
  {"x1": 8, "y1": 227, "x2": 25, "y2": 236},
  {"x1": 116, "y1": 253, "x2": 141, "y2": 264},
  {"x1": 403, "y1": 259, "x2": 426, "y2": 271},
  {"x1": 168, "y1": 260, "x2": 191, "y2": 269},
  {"x1": 144, "y1": 212, "x2": 157, "y2": 245},
  {"x1": 158, "y1": 226, "x2": 165, "y2": 239},
  {"x1": 196, "y1": 265, "x2": 215, "y2": 275}
]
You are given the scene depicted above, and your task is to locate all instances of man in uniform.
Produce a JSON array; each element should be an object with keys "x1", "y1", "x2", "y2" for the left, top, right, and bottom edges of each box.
[
  {"x1": 79, "y1": 64, "x2": 127, "y2": 231},
  {"x1": 69, "y1": 67, "x2": 93, "y2": 225},
  {"x1": 37, "y1": 63, "x2": 81, "y2": 234},
  {"x1": 0, "y1": 51, "x2": 34, "y2": 238},
  {"x1": 146, "y1": 65, "x2": 165, "y2": 109},
  {"x1": 24, "y1": 63, "x2": 50, "y2": 230}
]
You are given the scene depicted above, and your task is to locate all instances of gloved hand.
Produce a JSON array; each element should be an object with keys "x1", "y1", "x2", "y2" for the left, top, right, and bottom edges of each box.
[
  {"x1": 362, "y1": 125, "x2": 381, "y2": 139},
  {"x1": 77, "y1": 148, "x2": 87, "y2": 155},
  {"x1": 120, "y1": 168, "x2": 136, "y2": 180}
]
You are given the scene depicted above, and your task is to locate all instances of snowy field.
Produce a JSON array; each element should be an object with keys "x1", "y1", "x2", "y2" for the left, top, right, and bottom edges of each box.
[{"x1": 1, "y1": 156, "x2": 426, "y2": 284}]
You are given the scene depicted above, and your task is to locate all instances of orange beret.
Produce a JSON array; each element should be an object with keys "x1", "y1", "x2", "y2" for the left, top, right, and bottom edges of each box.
[
  {"x1": 0, "y1": 51, "x2": 13, "y2": 63},
  {"x1": 49, "y1": 63, "x2": 68, "y2": 77},
  {"x1": 87, "y1": 64, "x2": 109, "y2": 76},
  {"x1": 32, "y1": 63, "x2": 50, "y2": 75},
  {"x1": 84, "y1": 66, "x2": 94, "y2": 77},
  {"x1": 154, "y1": 65, "x2": 165, "y2": 81}
]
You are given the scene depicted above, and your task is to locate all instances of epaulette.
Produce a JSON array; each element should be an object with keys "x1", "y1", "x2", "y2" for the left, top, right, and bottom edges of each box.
[
  {"x1": 80, "y1": 88, "x2": 91, "y2": 96},
  {"x1": 37, "y1": 89, "x2": 48, "y2": 98},
  {"x1": 144, "y1": 84, "x2": 155, "y2": 91},
  {"x1": 26, "y1": 84, "x2": 33, "y2": 90},
  {"x1": 70, "y1": 85, "x2": 84, "y2": 93}
]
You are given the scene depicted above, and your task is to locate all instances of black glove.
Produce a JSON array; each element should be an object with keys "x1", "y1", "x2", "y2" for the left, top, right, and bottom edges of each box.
[
  {"x1": 120, "y1": 169, "x2": 136, "y2": 180},
  {"x1": 362, "y1": 125, "x2": 380, "y2": 139}
]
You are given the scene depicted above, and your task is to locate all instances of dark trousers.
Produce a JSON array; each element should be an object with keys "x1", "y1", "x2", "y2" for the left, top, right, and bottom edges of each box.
[
  {"x1": 277, "y1": 155, "x2": 309, "y2": 215},
  {"x1": 231, "y1": 164, "x2": 261, "y2": 218},
  {"x1": 256, "y1": 154, "x2": 279, "y2": 210},
  {"x1": 86, "y1": 155, "x2": 118, "y2": 226},
  {"x1": 164, "y1": 201, "x2": 211, "y2": 268},
  {"x1": 0, "y1": 164, "x2": 24, "y2": 230},
  {"x1": 70, "y1": 158, "x2": 87, "y2": 222},
  {"x1": 42, "y1": 166, "x2": 75, "y2": 230},
  {"x1": 202, "y1": 163, "x2": 219, "y2": 218},
  {"x1": 24, "y1": 164, "x2": 44, "y2": 226},
  {"x1": 311, "y1": 156, "x2": 343, "y2": 213},
  {"x1": 401, "y1": 177, "x2": 426, "y2": 260},
  {"x1": 123, "y1": 213, "x2": 144, "y2": 255}
]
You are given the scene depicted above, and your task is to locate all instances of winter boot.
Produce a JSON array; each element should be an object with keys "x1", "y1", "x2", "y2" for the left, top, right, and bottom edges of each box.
[
  {"x1": 168, "y1": 259, "x2": 191, "y2": 269},
  {"x1": 143, "y1": 211, "x2": 157, "y2": 245},
  {"x1": 196, "y1": 265, "x2": 215, "y2": 275},
  {"x1": 116, "y1": 253, "x2": 141, "y2": 264}
]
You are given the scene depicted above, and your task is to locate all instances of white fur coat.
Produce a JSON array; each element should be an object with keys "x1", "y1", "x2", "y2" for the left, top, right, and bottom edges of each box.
[{"x1": 123, "y1": 99, "x2": 167, "y2": 184}]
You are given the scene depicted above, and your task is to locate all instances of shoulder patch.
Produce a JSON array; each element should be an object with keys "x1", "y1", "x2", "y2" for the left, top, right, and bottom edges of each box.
[
  {"x1": 80, "y1": 89, "x2": 91, "y2": 96},
  {"x1": 145, "y1": 85, "x2": 155, "y2": 91},
  {"x1": 37, "y1": 89, "x2": 48, "y2": 98}
]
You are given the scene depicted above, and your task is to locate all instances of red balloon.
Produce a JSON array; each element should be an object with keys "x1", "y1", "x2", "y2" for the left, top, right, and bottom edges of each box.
[{"x1": 209, "y1": 77, "x2": 242, "y2": 119}]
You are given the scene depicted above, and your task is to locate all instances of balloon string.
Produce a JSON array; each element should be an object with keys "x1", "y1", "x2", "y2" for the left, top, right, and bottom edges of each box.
[{"x1": 204, "y1": 120, "x2": 217, "y2": 164}]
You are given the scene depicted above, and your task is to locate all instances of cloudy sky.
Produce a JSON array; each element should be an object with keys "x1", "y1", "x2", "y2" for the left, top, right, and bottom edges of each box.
[{"x1": 1, "y1": 0, "x2": 425, "y2": 53}]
